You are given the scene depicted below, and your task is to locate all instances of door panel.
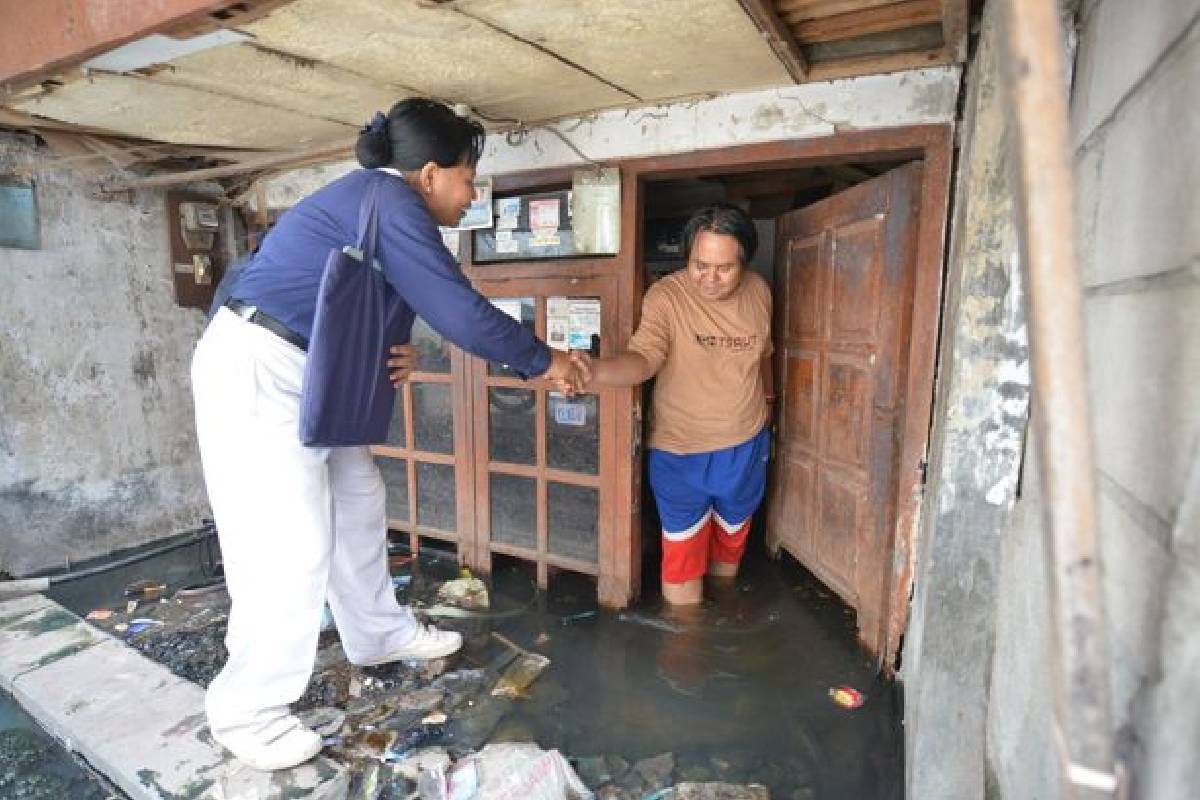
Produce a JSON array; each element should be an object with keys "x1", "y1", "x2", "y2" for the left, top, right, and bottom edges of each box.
[
  {"x1": 468, "y1": 275, "x2": 618, "y2": 589},
  {"x1": 767, "y1": 162, "x2": 923, "y2": 666}
]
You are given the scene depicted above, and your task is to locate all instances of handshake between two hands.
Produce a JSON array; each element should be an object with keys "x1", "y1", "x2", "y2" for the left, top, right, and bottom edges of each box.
[{"x1": 386, "y1": 344, "x2": 596, "y2": 396}]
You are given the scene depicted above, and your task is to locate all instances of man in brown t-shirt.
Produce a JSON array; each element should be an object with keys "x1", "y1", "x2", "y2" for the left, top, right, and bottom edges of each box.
[{"x1": 573, "y1": 204, "x2": 774, "y2": 605}]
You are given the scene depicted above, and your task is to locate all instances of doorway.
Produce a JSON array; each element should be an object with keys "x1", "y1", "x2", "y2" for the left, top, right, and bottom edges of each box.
[{"x1": 632, "y1": 134, "x2": 948, "y2": 672}]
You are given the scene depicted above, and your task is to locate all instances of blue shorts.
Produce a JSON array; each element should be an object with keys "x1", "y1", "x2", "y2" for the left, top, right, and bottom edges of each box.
[{"x1": 647, "y1": 427, "x2": 771, "y2": 536}]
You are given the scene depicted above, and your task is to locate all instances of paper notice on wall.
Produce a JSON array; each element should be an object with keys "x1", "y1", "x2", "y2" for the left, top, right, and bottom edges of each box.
[
  {"x1": 495, "y1": 197, "x2": 521, "y2": 230},
  {"x1": 491, "y1": 298, "x2": 524, "y2": 322},
  {"x1": 530, "y1": 229, "x2": 561, "y2": 248},
  {"x1": 552, "y1": 398, "x2": 588, "y2": 427},
  {"x1": 529, "y1": 198, "x2": 560, "y2": 231},
  {"x1": 567, "y1": 297, "x2": 601, "y2": 352},
  {"x1": 495, "y1": 229, "x2": 520, "y2": 254},
  {"x1": 547, "y1": 296, "x2": 570, "y2": 351}
]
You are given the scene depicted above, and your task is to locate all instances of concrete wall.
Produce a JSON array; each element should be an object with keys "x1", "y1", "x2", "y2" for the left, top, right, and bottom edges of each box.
[
  {"x1": 0, "y1": 133, "x2": 210, "y2": 577},
  {"x1": 907, "y1": 0, "x2": 1200, "y2": 798},
  {"x1": 901, "y1": 4, "x2": 1035, "y2": 795}
]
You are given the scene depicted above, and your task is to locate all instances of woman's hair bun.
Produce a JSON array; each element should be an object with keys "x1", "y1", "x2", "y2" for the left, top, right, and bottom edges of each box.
[{"x1": 355, "y1": 111, "x2": 393, "y2": 169}]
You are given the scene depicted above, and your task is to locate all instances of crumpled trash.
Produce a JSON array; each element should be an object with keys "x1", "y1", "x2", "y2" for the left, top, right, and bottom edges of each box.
[
  {"x1": 673, "y1": 782, "x2": 769, "y2": 800},
  {"x1": 828, "y1": 685, "x2": 866, "y2": 709},
  {"x1": 124, "y1": 580, "x2": 166, "y2": 600},
  {"x1": 126, "y1": 618, "x2": 164, "y2": 635},
  {"x1": 437, "y1": 574, "x2": 489, "y2": 609},
  {"x1": 465, "y1": 743, "x2": 591, "y2": 800}
]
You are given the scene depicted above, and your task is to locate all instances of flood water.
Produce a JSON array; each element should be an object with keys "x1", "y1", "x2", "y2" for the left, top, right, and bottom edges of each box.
[
  {"x1": 0, "y1": 689, "x2": 111, "y2": 799},
  {"x1": 476, "y1": 547, "x2": 903, "y2": 800},
  {"x1": 29, "y1": 528, "x2": 901, "y2": 799}
]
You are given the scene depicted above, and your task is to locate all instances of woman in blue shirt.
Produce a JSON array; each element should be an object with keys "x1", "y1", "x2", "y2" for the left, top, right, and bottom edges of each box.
[{"x1": 191, "y1": 99, "x2": 579, "y2": 771}]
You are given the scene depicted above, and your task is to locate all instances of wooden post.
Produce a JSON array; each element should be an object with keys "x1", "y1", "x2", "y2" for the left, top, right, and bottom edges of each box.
[{"x1": 1000, "y1": 0, "x2": 1123, "y2": 797}]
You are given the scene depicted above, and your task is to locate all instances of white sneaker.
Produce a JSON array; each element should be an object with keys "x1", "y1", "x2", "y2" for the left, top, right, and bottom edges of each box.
[
  {"x1": 359, "y1": 624, "x2": 463, "y2": 665},
  {"x1": 213, "y1": 717, "x2": 322, "y2": 772}
]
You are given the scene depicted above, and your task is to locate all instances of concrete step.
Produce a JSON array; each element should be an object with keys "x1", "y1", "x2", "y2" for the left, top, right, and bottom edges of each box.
[{"x1": 0, "y1": 594, "x2": 349, "y2": 799}]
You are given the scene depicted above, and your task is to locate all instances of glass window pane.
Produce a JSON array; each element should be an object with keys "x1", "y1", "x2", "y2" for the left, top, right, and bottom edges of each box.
[
  {"x1": 416, "y1": 462, "x2": 456, "y2": 533},
  {"x1": 489, "y1": 473, "x2": 536, "y2": 550},
  {"x1": 384, "y1": 392, "x2": 407, "y2": 448},
  {"x1": 412, "y1": 317, "x2": 451, "y2": 374},
  {"x1": 376, "y1": 457, "x2": 409, "y2": 524},
  {"x1": 412, "y1": 382, "x2": 453, "y2": 454},
  {"x1": 487, "y1": 298, "x2": 536, "y2": 378},
  {"x1": 489, "y1": 388, "x2": 536, "y2": 465},
  {"x1": 548, "y1": 482, "x2": 598, "y2": 564},
  {"x1": 547, "y1": 393, "x2": 599, "y2": 475}
]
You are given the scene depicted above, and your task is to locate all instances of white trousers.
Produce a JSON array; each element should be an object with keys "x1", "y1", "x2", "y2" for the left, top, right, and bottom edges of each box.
[{"x1": 192, "y1": 308, "x2": 417, "y2": 740}]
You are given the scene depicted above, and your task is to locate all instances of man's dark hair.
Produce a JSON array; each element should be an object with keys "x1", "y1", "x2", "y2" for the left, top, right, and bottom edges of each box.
[
  {"x1": 356, "y1": 98, "x2": 486, "y2": 171},
  {"x1": 682, "y1": 203, "x2": 758, "y2": 264}
]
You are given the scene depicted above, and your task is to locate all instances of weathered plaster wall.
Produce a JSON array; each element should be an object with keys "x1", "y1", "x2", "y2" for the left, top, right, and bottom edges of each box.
[
  {"x1": 901, "y1": 5, "x2": 1035, "y2": 796},
  {"x1": 907, "y1": 0, "x2": 1200, "y2": 798},
  {"x1": 0, "y1": 133, "x2": 209, "y2": 576},
  {"x1": 254, "y1": 67, "x2": 961, "y2": 209}
]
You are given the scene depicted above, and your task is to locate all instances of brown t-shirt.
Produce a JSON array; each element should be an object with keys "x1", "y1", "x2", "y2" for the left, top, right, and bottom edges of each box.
[{"x1": 627, "y1": 270, "x2": 773, "y2": 454}]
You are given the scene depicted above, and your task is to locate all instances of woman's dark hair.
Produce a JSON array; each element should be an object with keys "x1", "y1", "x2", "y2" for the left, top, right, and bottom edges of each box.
[
  {"x1": 355, "y1": 98, "x2": 486, "y2": 171},
  {"x1": 682, "y1": 203, "x2": 758, "y2": 264}
]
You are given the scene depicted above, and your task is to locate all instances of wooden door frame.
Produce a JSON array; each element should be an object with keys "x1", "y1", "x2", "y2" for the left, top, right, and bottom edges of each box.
[
  {"x1": 464, "y1": 124, "x2": 951, "y2": 617},
  {"x1": 617, "y1": 125, "x2": 953, "y2": 654}
]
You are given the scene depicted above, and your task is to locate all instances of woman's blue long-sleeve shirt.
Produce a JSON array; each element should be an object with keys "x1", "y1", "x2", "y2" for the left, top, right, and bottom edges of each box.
[{"x1": 232, "y1": 168, "x2": 550, "y2": 379}]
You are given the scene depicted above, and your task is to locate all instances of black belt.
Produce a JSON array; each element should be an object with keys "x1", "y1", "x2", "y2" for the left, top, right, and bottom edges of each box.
[{"x1": 225, "y1": 298, "x2": 309, "y2": 351}]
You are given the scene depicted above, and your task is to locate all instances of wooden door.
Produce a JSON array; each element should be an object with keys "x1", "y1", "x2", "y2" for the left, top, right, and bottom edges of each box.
[
  {"x1": 372, "y1": 317, "x2": 476, "y2": 555},
  {"x1": 767, "y1": 162, "x2": 923, "y2": 666},
  {"x1": 467, "y1": 275, "x2": 619, "y2": 589}
]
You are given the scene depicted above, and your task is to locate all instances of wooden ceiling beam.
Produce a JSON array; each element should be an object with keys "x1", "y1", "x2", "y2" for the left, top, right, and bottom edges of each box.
[
  {"x1": 805, "y1": 46, "x2": 950, "y2": 82},
  {"x1": 100, "y1": 137, "x2": 356, "y2": 192},
  {"x1": 942, "y1": 0, "x2": 971, "y2": 62},
  {"x1": 790, "y1": 0, "x2": 943, "y2": 43},
  {"x1": 735, "y1": 0, "x2": 808, "y2": 82},
  {"x1": 0, "y1": 0, "x2": 257, "y2": 94},
  {"x1": 779, "y1": 0, "x2": 899, "y2": 23}
]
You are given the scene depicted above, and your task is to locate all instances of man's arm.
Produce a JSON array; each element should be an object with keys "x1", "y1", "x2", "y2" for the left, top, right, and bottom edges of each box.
[{"x1": 577, "y1": 351, "x2": 658, "y2": 388}]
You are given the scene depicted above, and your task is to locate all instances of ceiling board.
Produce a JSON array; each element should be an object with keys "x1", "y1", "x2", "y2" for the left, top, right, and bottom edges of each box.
[
  {"x1": 143, "y1": 43, "x2": 406, "y2": 127},
  {"x1": 10, "y1": 73, "x2": 350, "y2": 148},
  {"x1": 458, "y1": 0, "x2": 793, "y2": 101},
  {"x1": 237, "y1": 0, "x2": 630, "y2": 123}
]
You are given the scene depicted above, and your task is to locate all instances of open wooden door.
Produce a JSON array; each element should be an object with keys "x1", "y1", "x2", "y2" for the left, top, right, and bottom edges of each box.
[{"x1": 767, "y1": 162, "x2": 923, "y2": 669}]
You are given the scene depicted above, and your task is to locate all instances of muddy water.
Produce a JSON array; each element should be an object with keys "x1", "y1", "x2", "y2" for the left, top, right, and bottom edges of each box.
[
  {"x1": 41, "y1": 532, "x2": 901, "y2": 799},
  {"x1": 476, "y1": 550, "x2": 903, "y2": 800},
  {"x1": 0, "y1": 690, "x2": 111, "y2": 799}
]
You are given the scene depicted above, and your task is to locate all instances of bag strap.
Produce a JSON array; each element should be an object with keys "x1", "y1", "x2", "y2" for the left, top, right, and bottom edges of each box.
[{"x1": 356, "y1": 179, "x2": 382, "y2": 269}]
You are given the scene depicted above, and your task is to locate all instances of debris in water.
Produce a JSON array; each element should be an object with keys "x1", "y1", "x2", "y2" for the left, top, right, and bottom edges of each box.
[
  {"x1": 437, "y1": 574, "x2": 489, "y2": 609},
  {"x1": 174, "y1": 578, "x2": 226, "y2": 599},
  {"x1": 382, "y1": 722, "x2": 448, "y2": 763},
  {"x1": 299, "y1": 706, "x2": 347, "y2": 736},
  {"x1": 492, "y1": 653, "x2": 551, "y2": 699},
  {"x1": 85, "y1": 608, "x2": 112, "y2": 621},
  {"x1": 560, "y1": 610, "x2": 597, "y2": 625},
  {"x1": 125, "y1": 600, "x2": 138, "y2": 615},
  {"x1": 124, "y1": 580, "x2": 166, "y2": 600},
  {"x1": 392, "y1": 575, "x2": 414, "y2": 589},
  {"x1": 617, "y1": 612, "x2": 686, "y2": 634},
  {"x1": 126, "y1": 618, "x2": 164, "y2": 635},
  {"x1": 828, "y1": 685, "x2": 866, "y2": 709}
]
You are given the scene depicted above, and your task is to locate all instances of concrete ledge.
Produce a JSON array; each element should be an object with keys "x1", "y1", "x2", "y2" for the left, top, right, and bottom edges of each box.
[{"x1": 0, "y1": 594, "x2": 349, "y2": 799}]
